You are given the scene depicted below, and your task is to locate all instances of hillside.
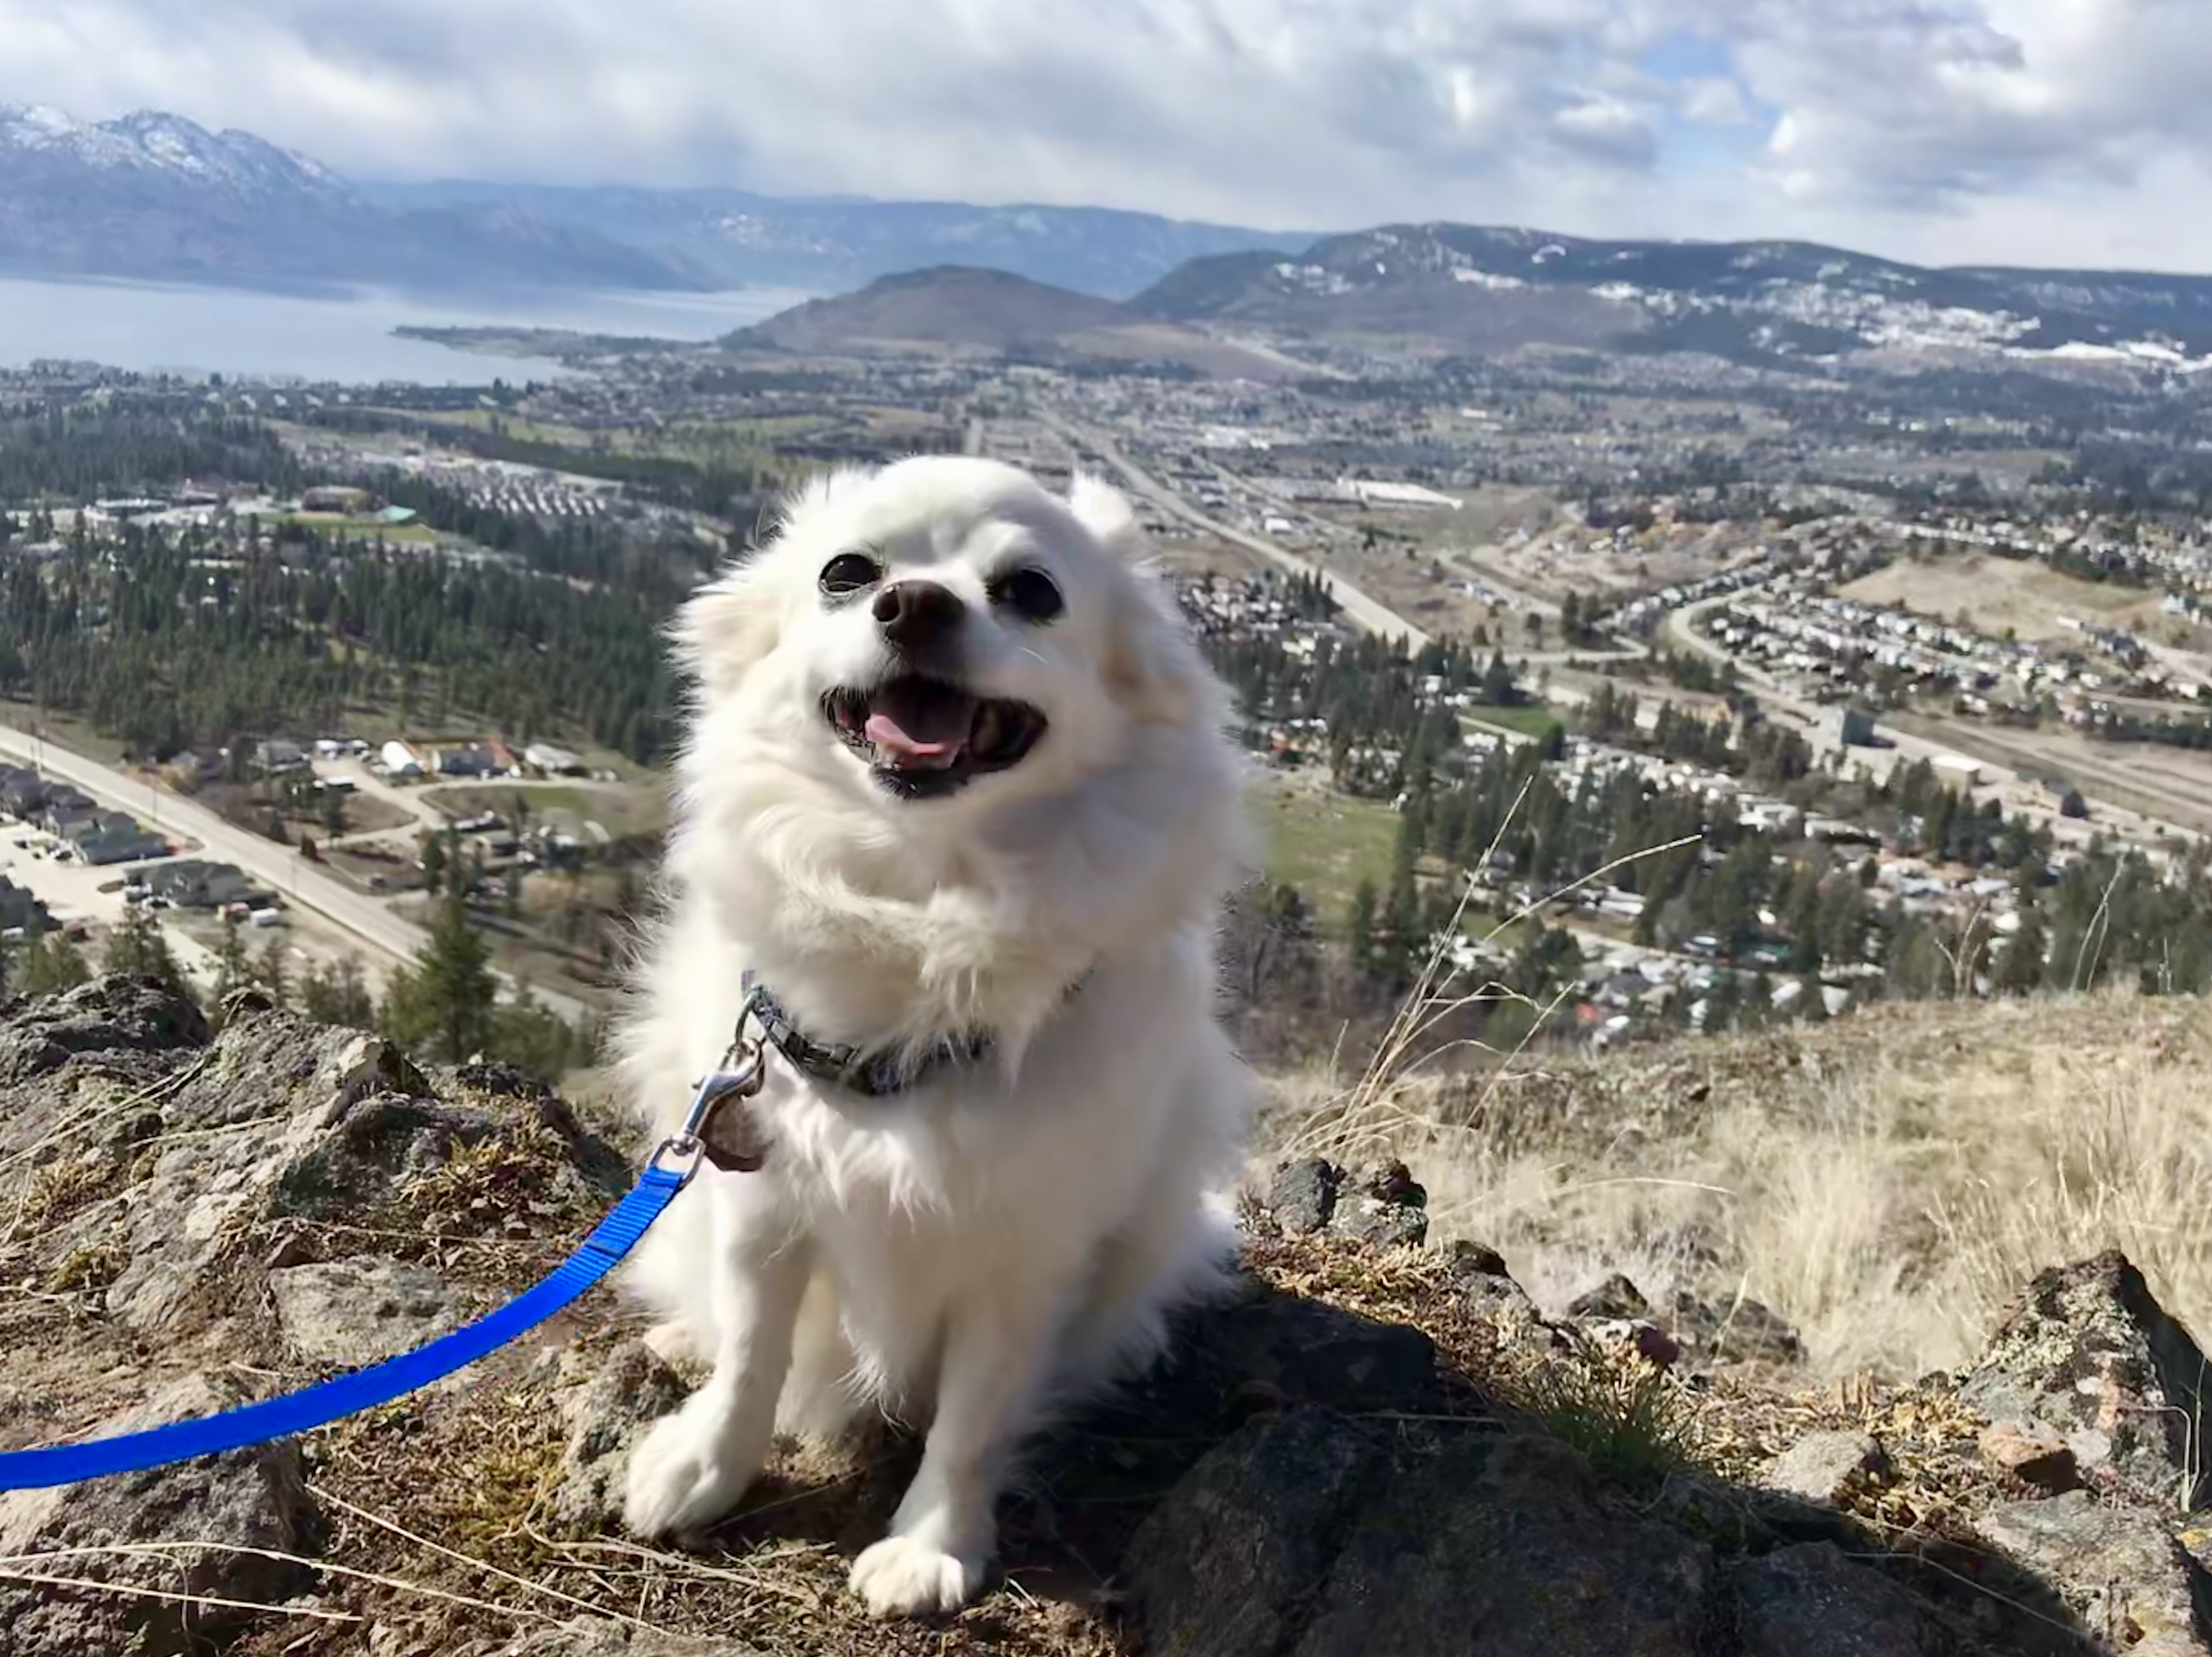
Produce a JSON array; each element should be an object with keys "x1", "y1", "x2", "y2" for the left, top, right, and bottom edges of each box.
[
  {"x1": 0, "y1": 105, "x2": 705, "y2": 296},
  {"x1": 737, "y1": 265, "x2": 1127, "y2": 353},
  {"x1": 731, "y1": 266, "x2": 1309, "y2": 377},
  {"x1": 359, "y1": 180, "x2": 1313, "y2": 300},
  {"x1": 4, "y1": 980, "x2": 2211, "y2": 1654},
  {"x1": 1130, "y1": 223, "x2": 2212, "y2": 371}
]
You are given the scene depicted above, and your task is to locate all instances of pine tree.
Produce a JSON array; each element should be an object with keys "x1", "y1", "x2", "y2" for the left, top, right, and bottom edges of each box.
[
  {"x1": 301, "y1": 953, "x2": 375, "y2": 1029},
  {"x1": 256, "y1": 933, "x2": 290, "y2": 1007},
  {"x1": 211, "y1": 912, "x2": 252, "y2": 1010},
  {"x1": 380, "y1": 897, "x2": 496, "y2": 1063},
  {"x1": 103, "y1": 908, "x2": 185, "y2": 995},
  {"x1": 15, "y1": 933, "x2": 90, "y2": 998}
]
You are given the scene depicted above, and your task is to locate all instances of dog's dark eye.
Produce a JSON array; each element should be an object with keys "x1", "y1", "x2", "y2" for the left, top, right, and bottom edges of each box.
[
  {"x1": 994, "y1": 567, "x2": 1064, "y2": 623},
  {"x1": 819, "y1": 552, "x2": 883, "y2": 597}
]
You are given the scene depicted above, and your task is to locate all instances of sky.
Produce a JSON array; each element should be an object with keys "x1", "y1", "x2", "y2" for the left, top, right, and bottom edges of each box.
[{"x1": 5, "y1": 0, "x2": 2212, "y2": 271}]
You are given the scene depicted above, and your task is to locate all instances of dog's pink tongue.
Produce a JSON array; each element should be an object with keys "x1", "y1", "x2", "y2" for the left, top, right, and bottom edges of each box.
[{"x1": 865, "y1": 683, "x2": 973, "y2": 769}]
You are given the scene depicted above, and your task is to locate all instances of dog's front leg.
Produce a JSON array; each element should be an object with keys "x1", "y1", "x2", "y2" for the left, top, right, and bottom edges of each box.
[
  {"x1": 847, "y1": 1280, "x2": 1067, "y2": 1617},
  {"x1": 624, "y1": 1197, "x2": 812, "y2": 1540}
]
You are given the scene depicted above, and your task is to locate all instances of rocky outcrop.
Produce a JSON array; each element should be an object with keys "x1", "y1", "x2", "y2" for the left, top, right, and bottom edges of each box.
[
  {"x1": 1961, "y1": 1250, "x2": 2212, "y2": 1510},
  {"x1": 0, "y1": 1374, "x2": 320, "y2": 1657},
  {"x1": 0, "y1": 981, "x2": 2205, "y2": 1657},
  {"x1": 1265, "y1": 1157, "x2": 1430, "y2": 1248}
]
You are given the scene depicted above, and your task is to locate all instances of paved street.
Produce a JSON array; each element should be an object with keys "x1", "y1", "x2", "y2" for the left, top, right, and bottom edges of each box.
[{"x1": 0, "y1": 720, "x2": 596, "y2": 1024}]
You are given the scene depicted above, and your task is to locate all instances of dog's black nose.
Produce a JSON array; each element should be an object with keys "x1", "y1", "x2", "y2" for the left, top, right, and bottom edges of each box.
[{"x1": 873, "y1": 581, "x2": 966, "y2": 652}]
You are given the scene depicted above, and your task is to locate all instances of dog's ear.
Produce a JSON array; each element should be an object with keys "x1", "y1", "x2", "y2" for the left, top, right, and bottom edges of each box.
[
  {"x1": 1106, "y1": 564, "x2": 1215, "y2": 728},
  {"x1": 1068, "y1": 475, "x2": 1212, "y2": 726},
  {"x1": 672, "y1": 560, "x2": 782, "y2": 700},
  {"x1": 1067, "y1": 472, "x2": 1145, "y2": 562}
]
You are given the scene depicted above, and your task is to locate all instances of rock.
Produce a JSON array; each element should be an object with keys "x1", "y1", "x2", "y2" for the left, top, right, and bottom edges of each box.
[
  {"x1": 0, "y1": 1374, "x2": 321, "y2": 1656},
  {"x1": 1442, "y1": 1239, "x2": 1510, "y2": 1281},
  {"x1": 1961, "y1": 1249, "x2": 2211, "y2": 1508},
  {"x1": 486, "y1": 1618, "x2": 750, "y2": 1655},
  {"x1": 547, "y1": 1341, "x2": 688, "y2": 1534},
  {"x1": 1727, "y1": 1543, "x2": 1948, "y2": 1656},
  {"x1": 1668, "y1": 1288, "x2": 1806, "y2": 1366},
  {"x1": 1569, "y1": 1272, "x2": 1651, "y2": 1320},
  {"x1": 1445, "y1": 1246, "x2": 1562, "y2": 1356},
  {"x1": 1978, "y1": 1492, "x2": 2210, "y2": 1657},
  {"x1": 1332, "y1": 1188, "x2": 1427, "y2": 1249},
  {"x1": 1123, "y1": 1406, "x2": 1391, "y2": 1657},
  {"x1": 1630, "y1": 1321, "x2": 1683, "y2": 1368},
  {"x1": 94, "y1": 1013, "x2": 619, "y2": 1339},
  {"x1": 1763, "y1": 1431, "x2": 1891, "y2": 1505},
  {"x1": 1268, "y1": 1159, "x2": 1339, "y2": 1235},
  {"x1": 1265, "y1": 1160, "x2": 1426, "y2": 1248},
  {"x1": 1127, "y1": 1408, "x2": 1720, "y2": 1657},
  {"x1": 0, "y1": 976, "x2": 210, "y2": 1083},
  {"x1": 454, "y1": 1060, "x2": 553, "y2": 1100},
  {"x1": 1977, "y1": 1420, "x2": 2082, "y2": 1493},
  {"x1": 1174, "y1": 1280, "x2": 1438, "y2": 1414},
  {"x1": 268, "y1": 1255, "x2": 460, "y2": 1370}
]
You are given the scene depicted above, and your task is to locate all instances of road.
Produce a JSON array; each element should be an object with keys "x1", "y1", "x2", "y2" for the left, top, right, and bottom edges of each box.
[
  {"x1": 0, "y1": 720, "x2": 596, "y2": 1025},
  {"x1": 1034, "y1": 411, "x2": 1433, "y2": 649},
  {"x1": 1663, "y1": 592, "x2": 2201, "y2": 853}
]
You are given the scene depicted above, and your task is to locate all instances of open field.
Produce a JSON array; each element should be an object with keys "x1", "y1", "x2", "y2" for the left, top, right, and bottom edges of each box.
[
  {"x1": 1839, "y1": 550, "x2": 2165, "y2": 641},
  {"x1": 1252, "y1": 773, "x2": 1398, "y2": 926},
  {"x1": 277, "y1": 511, "x2": 443, "y2": 545},
  {"x1": 1465, "y1": 700, "x2": 1564, "y2": 740}
]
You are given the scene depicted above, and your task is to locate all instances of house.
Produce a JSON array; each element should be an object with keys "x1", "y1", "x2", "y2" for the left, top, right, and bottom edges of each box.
[
  {"x1": 0, "y1": 876, "x2": 48, "y2": 935},
  {"x1": 38, "y1": 787, "x2": 97, "y2": 833},
  {"x1": 64, "y1": 811, "x2": 168, "y2": 866},
  {"x1": 253, "y1": 739, "x2": 310, "y2": 775},
  {"x1": 144, "y1": 860, "x2": 272, "y2": 911},
  {"x1": 436, "y1": 745, "x2": 503, "y2": 778},
  {"x1": 0, "y1": 767, "x2": 45, "y2": 817},
  {"x1": 379, "y1": 740, "x2": 424, "y2": 778}
]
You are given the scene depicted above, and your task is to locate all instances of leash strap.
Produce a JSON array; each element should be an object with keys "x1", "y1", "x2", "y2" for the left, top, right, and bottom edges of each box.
[
  {"x1": 0, "y1": 1023, "x2": 773, "y2": 1493},
  {"x1": 0, "y1": 1161, "x2": 691, "y2": 1491}
]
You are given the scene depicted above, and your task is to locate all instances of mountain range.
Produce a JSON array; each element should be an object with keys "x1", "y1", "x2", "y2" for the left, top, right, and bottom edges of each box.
[
  {"x1": 9, "y1": 104, "x2": 2212, "y2": 379},
  {"x1": 0, "y1": 104, "x2": 1304, "y2": 300},
  {"x1": 728, "y1": 226, "x2": 2212, "y2": 379}
]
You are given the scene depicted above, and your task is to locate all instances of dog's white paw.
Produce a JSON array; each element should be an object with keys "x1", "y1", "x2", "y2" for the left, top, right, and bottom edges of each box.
[
  {"x1": 849, "y1": 1534, "x2": 988, "y2": 1618},
  {"x1": 622, "y1": 1405, "x2": 759, "y2": 1540}
]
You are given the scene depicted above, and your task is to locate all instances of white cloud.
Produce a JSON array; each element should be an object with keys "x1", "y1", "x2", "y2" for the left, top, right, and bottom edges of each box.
[{"x1": 2, "y1": 0, "x2": 2211, "y2": 268}]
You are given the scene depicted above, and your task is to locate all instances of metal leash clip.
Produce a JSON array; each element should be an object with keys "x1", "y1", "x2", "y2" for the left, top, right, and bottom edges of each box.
[{"x1": 657, "y1": 992, "x2": 773, "y2": 1179}]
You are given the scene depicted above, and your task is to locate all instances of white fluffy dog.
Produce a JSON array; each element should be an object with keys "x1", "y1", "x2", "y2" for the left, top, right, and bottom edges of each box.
[{"x1": 616, "y1": 455, "x2": 1255, "y2": 1618}]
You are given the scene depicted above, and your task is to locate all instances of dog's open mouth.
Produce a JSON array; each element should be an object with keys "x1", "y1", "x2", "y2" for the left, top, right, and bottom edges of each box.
[{"x1": 824, "y1": 676, "x2": 1049, "y2": 797}]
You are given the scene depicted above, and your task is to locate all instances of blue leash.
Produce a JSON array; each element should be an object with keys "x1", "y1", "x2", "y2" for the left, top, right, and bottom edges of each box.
[{"x1": 0, "y1": 1025, "x2": 768, "y2": 1492}]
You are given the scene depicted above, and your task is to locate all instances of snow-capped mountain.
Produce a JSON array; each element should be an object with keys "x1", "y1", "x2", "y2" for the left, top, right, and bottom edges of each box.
[
  {"x1": 0, "y1": 104, "x2": 342, "y2": 199},
  {"x1": 0, "y1": 104, "x2": 1306, "y2": 300},
  {"x1": 0, "y1": 104, "x2": 701, "y2": 295},
  {"x1": 1132, "y1": 223, "x2": 2212, "y2": 373}
]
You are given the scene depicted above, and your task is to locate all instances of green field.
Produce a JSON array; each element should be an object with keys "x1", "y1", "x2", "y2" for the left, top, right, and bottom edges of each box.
[
  {"x1": 1464, "y1": 701, "x2": 1564, "y2": 740},
  {"x1": 1253, "y1": 778, "x2": 1400, "y2": 929}
]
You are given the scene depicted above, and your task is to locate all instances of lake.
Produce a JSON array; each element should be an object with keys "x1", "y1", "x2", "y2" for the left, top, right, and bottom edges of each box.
[{"x1": 0, "y1": 277, "x2": 811, "y2": 384}]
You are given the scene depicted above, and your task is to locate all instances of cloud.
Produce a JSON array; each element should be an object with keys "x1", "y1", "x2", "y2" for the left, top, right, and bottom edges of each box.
[{"x1": 2, "y1": 0, "x2": 2212, "y2": 269}]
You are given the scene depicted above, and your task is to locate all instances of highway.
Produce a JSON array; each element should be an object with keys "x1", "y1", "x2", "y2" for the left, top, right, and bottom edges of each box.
[
  {"x1": 0, "y1": 720, "x2": 597, "y2": 1025},
  {"x1": 1035, "y1": 410, "x2": 1434, "y2": 649}
]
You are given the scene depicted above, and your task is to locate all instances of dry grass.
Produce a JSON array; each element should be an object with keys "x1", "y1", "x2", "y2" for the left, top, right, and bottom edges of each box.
[{"x1": 1262, "y1": 986, "x2": 2212, "y2": 1382}]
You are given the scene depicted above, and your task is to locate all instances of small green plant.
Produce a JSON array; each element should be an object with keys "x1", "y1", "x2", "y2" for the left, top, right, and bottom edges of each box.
[{"x1": 1503, "y1": 1338, "x2": 1710, "y2": 1491}]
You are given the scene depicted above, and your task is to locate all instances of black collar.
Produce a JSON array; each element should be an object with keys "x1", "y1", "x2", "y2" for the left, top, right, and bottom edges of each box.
[{"x1": 742, "y1": 972, "x2": 993, "y2": 1098}]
